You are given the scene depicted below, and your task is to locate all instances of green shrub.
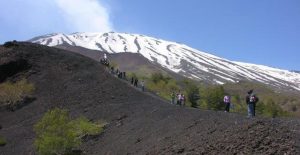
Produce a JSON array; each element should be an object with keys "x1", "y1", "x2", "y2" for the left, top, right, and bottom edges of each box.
[
  {"x1": 146, "y1": 74, "x2": 180, "y2": 100},
  {"x1": 150, "y1": 72, "x2": 171, "y2": 84},
  {"x1": 0, "y1": 136, "x2": 6, "y2": 146},
  {"x1": 256, "y1": 99, "x2": 291, "y2": 118},
  {"x1": 185, "y1": 82, "x2": 199, "y2": 108},
  {"x1": 200, "y1": 86, "x2": 225, "y2": 110},
  {"x1": 0, "y1": 79, "x2": 34, "y2": 107},
  {"x1": 109, "y1": 61, "x2": 118, "y2": 68},
  {"x1": 128, "y1": 72, "x2": 137, "y2": 79},
  {"x1": 72, "y1": 117, "x2": 104, "y2": 138},
  {"x1": 229, "y1": 95, "x2": 247, "y2": 113},
  {"x1": 34, "y1": 108, "x2": 104, "y2": 155}
]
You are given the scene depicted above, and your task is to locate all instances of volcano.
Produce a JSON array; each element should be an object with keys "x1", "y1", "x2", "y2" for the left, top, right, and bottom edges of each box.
[{"x1": 0, "y1": 42, "x2": 299, "y2": 154}]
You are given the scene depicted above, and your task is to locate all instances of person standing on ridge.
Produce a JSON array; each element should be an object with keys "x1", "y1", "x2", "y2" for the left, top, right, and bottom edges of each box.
[
  {"x1": 224, "y1": 95, "x2": 231, "y2": 112},
  {"x1": 246, "y1": 90, "x2": 253, "y2": 117},
  {"x1": 177, "y1": 93, "x2": 182, "y2": 105},
  {"x1": 252, "y1": 92, "x2": 259, "y2": 116},
  {"x1": 171, "y1": 92, "x2": 175, "y2": 104},
  {"x1": 123, "y1": 72, "x2": 126, "y2": 80},
  {"x1": 134, "y1": 78, "x2": 138, "y2": 87},
  {"x1": 141, "y1": 80, "x2": 145, "y2": 91},
  {"x1": 246, "y1": 90, "x2": 259, "y2": 117},
  {"x1": 131, "y1": 77, "x2": 134, "y2": 85},
  {"x1": 104, "y1": 53, "x2": 107, "y2": 61},
  {"x1": 181, "y1": 94, "x2": 186, "y2": 106}
]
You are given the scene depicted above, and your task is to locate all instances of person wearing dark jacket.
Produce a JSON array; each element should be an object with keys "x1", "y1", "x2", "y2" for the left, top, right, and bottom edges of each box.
[
  {"x1": 224, "y1": 95, "x2": 231, "y2": 112},
  {"x1": 134, "y1": 78, "x2": 138, "y2": 87},
  {"x1": 246, "y1": 90, "x2": 259, "y2": 117},
  {"x1": 141, "y1": 80, "x2": 145, "y2": 91},
  {"x1": 131, "y1": 77, "x2": 134, "y2": 85},
  {"x1": 253, "y1": 94, "x2": 259, "y2": 116}
]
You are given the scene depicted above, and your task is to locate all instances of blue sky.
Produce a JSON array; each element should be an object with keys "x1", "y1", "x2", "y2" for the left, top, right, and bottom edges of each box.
[{"x1": 1, "y1": 0, "x2": 300, "y2": 70}]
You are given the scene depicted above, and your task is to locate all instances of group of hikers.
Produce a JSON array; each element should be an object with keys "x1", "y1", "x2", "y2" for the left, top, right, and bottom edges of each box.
[
  {"x1": 131, "y1": 77, "x2": 145, "y2": 91},
  {"x1": 100, "y1": 54, "x2": 127, "y2": 80},
  {"x1": 170, "y1": 92, "x2": 186, "y2": 106},
  {"x1": 131, "y1": 77, "x2": 138, "y2": 87},
  {"x1": 100, "y1": 53, "x2": 109, "y2": 67},
  {"x1": 100, "y1": 53, "x2": 145, "y2": 92},
  {"x1": 100, "y1": 53, "x2": 259, "y2": 118},
  {"x1": 170, "y1": 89, "x2": 259, "y2": 118},
  {"x1": 223, "y1": 89, "x2": 259, "y2": 118}
]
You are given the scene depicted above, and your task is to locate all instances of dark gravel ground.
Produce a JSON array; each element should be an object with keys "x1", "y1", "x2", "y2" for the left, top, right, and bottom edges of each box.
[{"x1": 0, "y1": 42, "x2": 299, "y2": 155}]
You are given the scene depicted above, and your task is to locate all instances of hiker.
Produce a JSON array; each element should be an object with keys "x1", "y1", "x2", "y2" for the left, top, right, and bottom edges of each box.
[
  {"x1": 246, "y1": 90, "x2": 259, "y2": 117},
  {"x1": 171, "y1": 92, "x2": 175, "y2": 104},
  {"x1": 118, "y1": 72, "x2": 122, "y2": 78},
  {"x1": 181, "y1": 94, "x2": 185, "y2": 106},
  {"x1": 100, "y1": 53, "x2": 109, "y2": 66},
  {"x1": 104, "y1": 53, "x2": 107, "y2": 61},
  {"x1": 110, "y1": 66, "x2": 114, "y2": 74},
  {"x1": 99, "y1": 57, "x2": 102, "y2": 63},
  {"x1": 141, "y1": 80, "x2": 145, "y2": 91},
  {"x1": 134, "y1": 78, "x2": 138, "y2": 87},
  {"x1": 223, "y1": 95, "x2": 231, "y2": 112},
  {"x1": 131, "y1": 77, "x2": 134, "y2": 85},
  {"x1": 177, "y1": 93, "x2": 182, "y2": 105},
  {"x1": 252, "y1": 92, "x2": 259, "y2": 116},
  {"x1": 123, "y1": 72, "x2": 126, "y2": 80},
  {"x1": 116, "y1": 69, "x2": 119, "y2": 76}
]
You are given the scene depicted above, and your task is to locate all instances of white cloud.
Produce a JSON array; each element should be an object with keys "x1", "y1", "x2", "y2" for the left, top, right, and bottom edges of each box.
[{"x1": 54, "y1": 0, "x2": 113, "y2": 33}]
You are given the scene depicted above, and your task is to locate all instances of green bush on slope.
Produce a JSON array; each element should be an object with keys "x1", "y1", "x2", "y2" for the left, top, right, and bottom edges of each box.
[
  {"x1": 0, "y1": 79, "x2": 34, "y2": 107},
  {"x1": 34, "y1": 108, "x2": 105, "y2": 155},
  {"x1": 0, "y1": 136, "x2": 6, "y2": 146}
]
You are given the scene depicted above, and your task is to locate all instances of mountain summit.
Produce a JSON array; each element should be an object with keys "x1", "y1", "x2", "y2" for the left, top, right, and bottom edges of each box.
[{"x1": 30, "y1": 32, "x2": 300, "y2": 92}]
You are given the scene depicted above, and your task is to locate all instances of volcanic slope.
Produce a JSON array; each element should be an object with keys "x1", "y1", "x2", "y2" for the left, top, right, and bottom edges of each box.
[{"x1": 0, "y1": 42, "x2": 299, "y2": 155}]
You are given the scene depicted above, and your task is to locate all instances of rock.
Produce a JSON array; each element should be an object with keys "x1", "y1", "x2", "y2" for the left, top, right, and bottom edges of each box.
[
  {"x1": 135, "y1": 138, "x2": 142, "y2": 144},
  {"x1": 177, "y1": 148, "x2": 185, "y2": 154}
]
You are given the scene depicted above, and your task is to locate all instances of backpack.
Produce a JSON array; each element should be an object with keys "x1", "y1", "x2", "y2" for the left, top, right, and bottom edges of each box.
[
  {"x1": 224, "y1": 96, "x2": 230, "y2": 103},
  {"x1": 249, "y1": 95, "x2": 256, "y2": 103}
]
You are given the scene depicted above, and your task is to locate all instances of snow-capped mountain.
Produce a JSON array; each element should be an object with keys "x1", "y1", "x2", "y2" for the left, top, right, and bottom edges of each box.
[{"x1": 29, "y1": 32, "x2": 300, "y2": 92}]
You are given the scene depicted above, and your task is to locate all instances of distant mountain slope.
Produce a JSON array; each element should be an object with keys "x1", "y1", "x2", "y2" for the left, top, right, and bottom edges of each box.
[
  {"x1": 29, "y1": 32, "x2": 300, "y2": 92},
  {"x1": 55, "y1": 44, "x2": 186, "y2": 80}
]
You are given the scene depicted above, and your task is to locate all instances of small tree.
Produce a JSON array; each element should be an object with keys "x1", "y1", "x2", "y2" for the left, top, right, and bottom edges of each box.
[
  {"x1": 150, "y1": 72, "x2": 171, "y2": 84},
  {"x1": 109, "y1": 61, "x2": 118, "y2": 69},
  {"x1": 264, "y1": 99, "x2": 281, "y2": 118},
  {"x1": 204, "y1": 86, "x2": 225, "y2": 110},
  {"x1": 34, "y1": 108, "x2": 104, "y2": 155},
  {"x1": 0, "y1": 136, "x2": 6, "y2": 146},
  {"x1": 128, "y1": 72, "x2": 137, "y2": 79},
  {"x1": 186, "y1": 84, "x2": 200, "y2": 108},
  {"x1": 0, "y1": 79, "x2": 34, "y2": 110}
]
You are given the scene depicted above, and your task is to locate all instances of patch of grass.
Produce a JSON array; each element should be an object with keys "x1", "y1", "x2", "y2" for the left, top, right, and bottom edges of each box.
[
  {"x1": 0, "y1": 136, "x2": 6, "y2": 146},
  {"x1": 0, "y1": 79, "x2": 34, "y2": 107},
  {"x1": 147, "y1": 78, "x2": 180, "y2": 100},
  {"x1": 34, "y1": 108, "x2": 105, "y2": 155},
  {"x1": 72, "y1": 117, "x2": 105, "y2": 138}
]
